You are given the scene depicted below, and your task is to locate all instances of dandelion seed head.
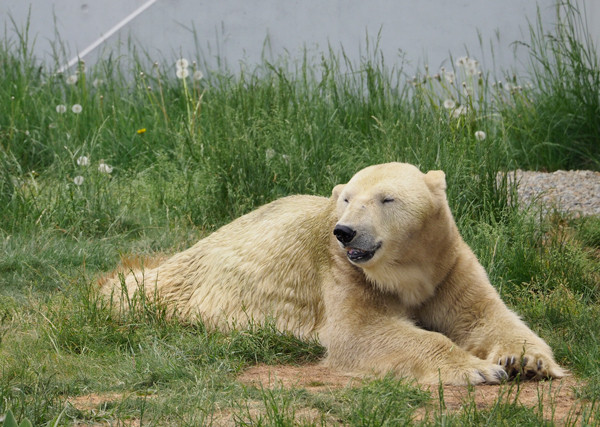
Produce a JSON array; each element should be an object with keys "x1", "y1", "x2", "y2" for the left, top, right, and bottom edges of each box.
[
  {"x1": 176, "y1": 68, "x2": 189, "y2": 79},
  {"x1": 71, "y1": 104, "x2": 83, "y2": 114},
  {"x1": 92, "y1": 78, "x2": 104, "y2": 88},
  {"x1": 467, "y1": 58, "x2": 479, "y2": 71},
  {"x1": 455, "y1": 56, "x2": 468, "y2": 67},
  {"x1": 444, "y1": 71, "x2": 455, "y2": 84},
  {"x1": 475, "y1": 130, "x2": 486, "y2": 141},
  {"x1": 193, "y1": 70, "x2": 204, "y2": 81},
  {"x1": 443, "y1": 99, "x2": 456, "y2": 109},
  {"x1": 265, "y1": 148, "x2": 276, "y2": 161},
  {"x1": 98, "y1": 162, "x2": 113, "y2": 174},
  {"x1": 56, "y1": 104, "x2": 67, "y2": 114},
  {"x1": 176, "y1": 58, "x2": 189, "y2": 70},
  {"x1": 451, "y1": 105, "x2": 467, "y2": 118},
  {"x1": 77, "y1": 155, "x2": 90, "y2": 166},
  {"x1": 66, "y1": 74, "x2": 78, "y2": 85},
  {"x1": 73, "y1": 175, "x2": 84, "y2": 185}
]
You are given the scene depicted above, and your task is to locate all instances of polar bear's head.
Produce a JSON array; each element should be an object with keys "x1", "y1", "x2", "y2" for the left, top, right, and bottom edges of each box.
[{"x1": 331, "y1": 162, "x2": 455, "y2": 301}]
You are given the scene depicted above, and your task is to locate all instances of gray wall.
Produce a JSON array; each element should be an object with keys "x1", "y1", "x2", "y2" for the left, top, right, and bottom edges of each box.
[{"x1": 3, "y1": 0, "x2": 597, "y2": 76}]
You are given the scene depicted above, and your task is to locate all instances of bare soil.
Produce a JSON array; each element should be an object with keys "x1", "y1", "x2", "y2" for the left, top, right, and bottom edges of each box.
[
  {"x1": 238, "y1": 363, "x2": 587, "y2": 424},
  {"x1": 68, "y1": 392, "x2": 155, "y2": 426},
  {"x1": 65, "y1": 364, "x2": 588, "y2": 425}
]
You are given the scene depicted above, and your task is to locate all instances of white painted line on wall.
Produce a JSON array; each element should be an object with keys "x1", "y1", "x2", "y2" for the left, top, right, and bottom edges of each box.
[{"x1": 58, "y1": 0, "x2": 159, "y2": 73}]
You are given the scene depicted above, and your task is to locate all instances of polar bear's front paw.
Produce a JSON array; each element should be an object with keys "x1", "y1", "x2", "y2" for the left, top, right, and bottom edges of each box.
[
  {"x1": 441, "y1": 361, "x2": 508, "y2": 385},
  {"x1": 473, "y1": 363, "x2": 509, "y2": 385},
  {"x1": 496, "y1": 353, "x2": 565, "y2": 380}
]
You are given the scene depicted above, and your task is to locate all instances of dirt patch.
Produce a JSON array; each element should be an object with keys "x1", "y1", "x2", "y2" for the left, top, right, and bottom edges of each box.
[
  {"x1": 238, "y1": 363, "x2": 358, "y2": 392},
  {"x1": 67, "y1": 392, "x2": 156, "y2": 427},
  {"x1": 421, "y1": 376, "x2": 583, "y2": 423},
  {"x1": 68, "y1": 392, "x2": 127, "y2": 412},
  {"x1": 238, "y1": 364, "x2": 588, "y2": 424},
  {"x1": 210, "y1": 399, "x2": 331, "y2": 426}
]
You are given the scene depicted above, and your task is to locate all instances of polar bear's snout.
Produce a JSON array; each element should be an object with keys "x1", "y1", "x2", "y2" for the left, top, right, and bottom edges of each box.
[
  {"x1": 333, "y1": 223, "x2": 381, "y2": 263},
  {"x1": 333, "y1": 224, "x2": 356, "y2": 245}
]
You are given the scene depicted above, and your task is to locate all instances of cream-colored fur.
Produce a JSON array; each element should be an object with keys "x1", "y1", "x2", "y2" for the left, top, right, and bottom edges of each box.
[{"x1": 100, "y1": 162, "x2": 565, "y2": 385}]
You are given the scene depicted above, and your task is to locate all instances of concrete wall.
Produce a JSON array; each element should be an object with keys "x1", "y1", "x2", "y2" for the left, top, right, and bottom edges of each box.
[{"x1": 2, "y1": 0, "x2": 597, "y2": 76}]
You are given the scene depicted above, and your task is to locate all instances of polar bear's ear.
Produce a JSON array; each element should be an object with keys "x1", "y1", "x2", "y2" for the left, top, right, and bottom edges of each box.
[
  {"x1": 424, "y1": 170, "x2": 447, "y2": 194},
  {"x1": 331, "y1": 184, "x2": 346, "y2": 200}
]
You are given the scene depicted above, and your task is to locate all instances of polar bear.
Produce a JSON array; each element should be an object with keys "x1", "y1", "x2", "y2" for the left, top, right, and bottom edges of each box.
[{"x1": 101, "y1": 162, "x2": 565, "y2": 385}]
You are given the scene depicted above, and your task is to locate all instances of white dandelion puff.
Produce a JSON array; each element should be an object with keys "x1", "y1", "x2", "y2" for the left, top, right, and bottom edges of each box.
[
  {"x1": 176, "y1": 68, "x2": 189, "y2": 79},
  {"x1": 77, "y1": 155, "x2": 90, "y2": 166},
  {"x1": 444, "y1": 71, "x2": 455, "y2": 84},
  {"x1": 265, "y1": 148, "x2": 276, "y2": 161},
  {"x1": 56, "y1": 104, "x2": 67, "y2": 114},
  {"x1": 466, "y1": 58, "x2": 480, "y2": 74},
  {"x1": 452, "y1": 105, "x2": 467, "y2": 118},
  {"x1": 66, "y1": 74, "x2": 78, "y2": 85},
  {"x1": 474, "y1": 131, "x2": 487, "y2": 141},
  {"x1": 98, "y1": 162, "x2": 113, "y2": 174},
  {"x1": 73, "y1": 175, "x2": 84, "y2": 185},
  {"x1": 175, "y1": 58, "x2": 189, "y2": 70},
  {"x1": 455, "y1": 56, "x2": 469, "y2": 67},
  {"x1": 92, "y1": 78, "x2": 104, "y2": 88},
  {"x1": 466, "y1": 64, "x2": 479, "y2": 76},
  {"x1": 71, "y1": 104, "x2": 83, "y2": 114},
  {"x1": 443, "y1": 99, "x2": 456, "y2": 109},
  {"x1": 193, "y1": 70, "x2": 204, "y2": 81}
]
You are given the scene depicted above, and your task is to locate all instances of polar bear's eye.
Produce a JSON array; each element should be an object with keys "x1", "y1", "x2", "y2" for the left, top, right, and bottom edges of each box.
[
  {"x1": 343, "y1": 198, "x2": 349, "y2": 203},
  {"x1": 382, "y1": 197, "x2": 395, "y2": 204}
]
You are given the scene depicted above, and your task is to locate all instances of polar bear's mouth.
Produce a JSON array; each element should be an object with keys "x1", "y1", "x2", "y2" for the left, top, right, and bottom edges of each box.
[{"x1": 346, "y1": 243, "x2": 381, "y2": 263}]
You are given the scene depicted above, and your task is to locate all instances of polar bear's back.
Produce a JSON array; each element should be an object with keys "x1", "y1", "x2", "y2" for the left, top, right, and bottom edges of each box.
[{"x1": 104, "y1": 195, "x2": 334, "y2": 337}]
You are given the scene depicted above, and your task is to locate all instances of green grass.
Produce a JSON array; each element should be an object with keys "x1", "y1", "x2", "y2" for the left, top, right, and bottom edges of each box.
[{"x1": 1, "y1": 1, "x2": 599, "y2": 424}]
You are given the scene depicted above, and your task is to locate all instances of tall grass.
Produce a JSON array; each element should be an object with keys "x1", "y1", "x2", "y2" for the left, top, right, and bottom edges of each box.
[
  {"x1": 500, "y1": 1, "x2": 600, "y2": 170},
  {"x1": 0, "y1": 0, "x2": 599, "y2": 424}
]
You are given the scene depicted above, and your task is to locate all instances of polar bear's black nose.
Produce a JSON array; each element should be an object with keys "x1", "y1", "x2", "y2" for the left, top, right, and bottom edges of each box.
[{"x1": 333, "y1": 224, "x2": 356, "y2": 245}]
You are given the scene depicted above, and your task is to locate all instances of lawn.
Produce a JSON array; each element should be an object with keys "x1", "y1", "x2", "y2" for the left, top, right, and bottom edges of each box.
[{"x1": 1, "y1": 2, "x2": 599, "y2": 425}]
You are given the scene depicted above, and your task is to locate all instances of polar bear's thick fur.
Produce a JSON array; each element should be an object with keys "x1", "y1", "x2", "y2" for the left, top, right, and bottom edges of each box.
[{"x1": 101, "y1": 162, "x2": 565, "y2": 385}]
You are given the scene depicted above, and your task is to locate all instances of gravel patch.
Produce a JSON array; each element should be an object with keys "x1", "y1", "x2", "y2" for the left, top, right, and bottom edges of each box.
[{"x1": 503, "y1": 170, "x2": 600, "y2": 217}]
